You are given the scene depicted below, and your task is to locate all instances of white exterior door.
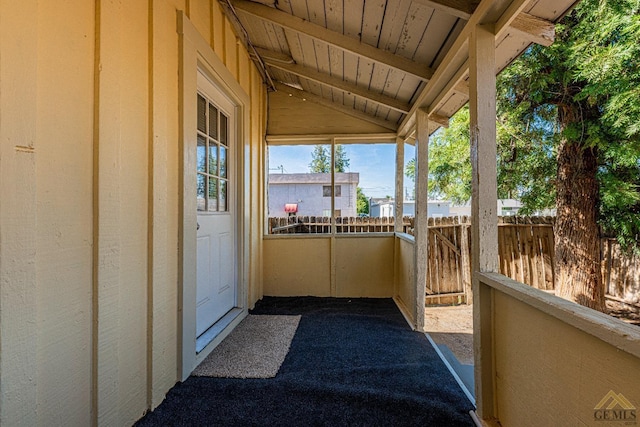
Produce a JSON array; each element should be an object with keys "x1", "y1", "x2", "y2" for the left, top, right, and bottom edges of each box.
[{"x1": 195, "y1": 71, "x2": 237, "y2": 337}]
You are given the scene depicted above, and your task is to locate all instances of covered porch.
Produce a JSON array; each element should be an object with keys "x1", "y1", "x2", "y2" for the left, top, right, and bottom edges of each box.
[
  {"x1": 245, "y1": 0, "x2": 640, "y2": 424},
  {"x1": 1, "y1": 0, "x2": 638, "y2": 426}
]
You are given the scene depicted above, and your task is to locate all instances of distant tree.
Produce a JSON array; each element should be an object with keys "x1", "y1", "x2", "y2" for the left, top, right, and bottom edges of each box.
[
  {"x1": 308, "y1": 144, "x2": 350, "y2": 173},
  {"x1": 356, "y1": 187, "x2": 369, "y2": 215},
  {"x1": 309, "y1": 145, "x2": 330, "y2": 173},
  {"x1": 334, "y1": 144, "x2": 350, "y2": 172}
]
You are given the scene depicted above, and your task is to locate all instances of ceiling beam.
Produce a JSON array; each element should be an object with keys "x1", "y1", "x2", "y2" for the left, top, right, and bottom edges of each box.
[
  {"x1": 231, "y1": 0, "x2": 434, "y2": 82},
  {"x1": 410, "y1": 0, "x2": 475, "y2": 20},
  {"x1": 510, "y1": 13, "x2": 555, "y2": 46},
  {"x1": 454, "y1": 80, "x2": 469, "y2": 97},
  {"x1": 428, "y1": 60, "x2": 470, "y2": 115},
  {"x1": 273, "y1": 82, "x2": 398, "y2": 132},
  {"x1": 429, "y1": 113, "x2": 450, "y2": 128},
  {"x1": 257, "y1": 48, "x2": 411, "y2": 114},
  {"x1": 251, "y1": 48, "x2": 293, "y2": 64}
]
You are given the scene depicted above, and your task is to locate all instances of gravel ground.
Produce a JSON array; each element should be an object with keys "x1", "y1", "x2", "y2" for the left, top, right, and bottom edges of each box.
[
  {"x1": 607, "y1": 300, "x2": 640, "y2": 326},
  {"x1": 424, "y1": 305, "x2": 474, "y2": 365}
]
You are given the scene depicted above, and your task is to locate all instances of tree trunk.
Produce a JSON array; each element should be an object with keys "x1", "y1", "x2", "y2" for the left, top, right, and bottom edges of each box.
[{"x1": 554, "y1": 129, "x2": 605, "y2": 311}]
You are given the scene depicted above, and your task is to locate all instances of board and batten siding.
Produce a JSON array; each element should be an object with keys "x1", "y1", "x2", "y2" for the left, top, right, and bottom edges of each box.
[{"x1": 0, "y1": 1, "x2": 267, "y2": 425}]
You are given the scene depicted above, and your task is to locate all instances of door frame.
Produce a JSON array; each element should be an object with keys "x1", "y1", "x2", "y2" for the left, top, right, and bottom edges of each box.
[{"x1": 178, "y1": 11, "x2": 249, "y2": 381}]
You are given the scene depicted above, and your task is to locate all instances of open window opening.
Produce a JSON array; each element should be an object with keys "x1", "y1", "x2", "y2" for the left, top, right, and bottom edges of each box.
[{"x1": 266, "y1": 139, "x2": 398, "y2": 234}]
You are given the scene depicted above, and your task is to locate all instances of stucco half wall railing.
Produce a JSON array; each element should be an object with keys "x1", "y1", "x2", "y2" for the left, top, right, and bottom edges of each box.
[
  {"x1": 262, "y1": 231, "x2": 422, "y2": 329},
  {"x1": 478, "y1": 272, "x2": 640, "y2": 426}
]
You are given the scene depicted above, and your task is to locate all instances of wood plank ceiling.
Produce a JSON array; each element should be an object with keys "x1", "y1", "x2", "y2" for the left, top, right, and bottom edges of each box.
[{"x1": 220, "y1": 0, "x2": 572, "y2": 137}]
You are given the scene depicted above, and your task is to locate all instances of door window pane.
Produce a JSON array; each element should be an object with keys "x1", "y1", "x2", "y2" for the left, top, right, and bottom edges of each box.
[
  {"x1": 197, "y1": 90, "x2": 231, "y2": 213},
  {"x1": 219, "y1": 180, "x2": 227, "y2": 212},
  {"x1": 209, "y1": 143, "x2": 218, "y2": 176},
  {"x1": 208, "y1": 177, "x2": 218, "y2": 212},
  {"x1": 208, "y1": 105, "x2": 218, "y2": 138},
  {"x1": 220, "y1": 146, "x2": 227, "y2": 179},
  {"x1": 197, "y1": 95, "x2": 206, "y2": 133},
  {"x1": 197, "y1": 173, "x2": 206, "y2": 211},
  {"x1": 220, "y1": 113, "x2": 228, "y2": 146},
  {"x1": 197, "y1": 135, "x2": 206, "y2": 173}
]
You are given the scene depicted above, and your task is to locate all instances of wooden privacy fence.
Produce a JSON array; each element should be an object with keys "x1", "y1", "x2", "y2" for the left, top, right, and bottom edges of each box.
[
  {"x1": 268, "y1": 215, "x2": 639, "y2": 306},
  {"x1": 418, "y1": 216, "x2": 639, "y2": 306},
  {"x1": 497, "y1": 216, "x2": 555, "y2": 291},
  {"x1": 422, "y1": 216, "x2": 470, "y2": 305},
  {"x1": 403, "y1": 216, "x2": 557, "y2": 304},
  {"x1": 268, "y1": 216, "x2": 414, "y2": 234},
  {"x1": 602, "y1": 238, "x2": 640, "y2": 304}
]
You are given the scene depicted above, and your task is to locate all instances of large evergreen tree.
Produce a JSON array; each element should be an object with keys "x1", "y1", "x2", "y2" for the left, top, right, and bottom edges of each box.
[{"x1": 499, "y1": 0, "x2": 640, "y2": 311}]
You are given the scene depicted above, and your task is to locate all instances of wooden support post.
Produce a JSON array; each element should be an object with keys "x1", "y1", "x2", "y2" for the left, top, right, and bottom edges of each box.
[
  {"x1": 330, "y1": 138, "x2": 337, "y2": 296},
  {"x1": 458, "y1": 216, "x2": 472, "y2": 304},
  {"x1": 469, "y1": 24, "x2": 499, "y2": 421},
  {"x1": 414, "y1": 109, "x2": 429, "y2": 331},
  {"x1": 395, "y1": 136, "x2": 405, "y2": 233}
]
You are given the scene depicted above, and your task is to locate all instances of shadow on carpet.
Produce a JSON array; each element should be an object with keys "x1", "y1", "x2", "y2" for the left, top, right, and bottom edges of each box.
[{"x1": 136, "y1": 297, "x2": 475, "y2": 426}]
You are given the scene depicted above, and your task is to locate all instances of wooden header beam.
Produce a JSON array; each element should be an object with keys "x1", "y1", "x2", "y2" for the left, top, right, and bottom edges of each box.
[
  {"x1": 273, "y1": 82, "x2": 398, "y2": 132},
  {"x1": 510, "y1": 13, "x2": 555, "y2": 46},
  {"x1": 410, "y1": 0, "x2": 476, "y2": 19}
]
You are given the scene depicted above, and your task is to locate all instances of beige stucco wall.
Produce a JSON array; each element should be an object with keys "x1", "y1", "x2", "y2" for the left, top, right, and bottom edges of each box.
[
  {"x1": 263, "y1": 237, "x2": 332, "y2": 296},
  {"x1": 0, "y1": 1, "x2": 266, "y2": 425},
  {"x1": 335, "y1": 236, "x2": 394, "y2": 297},
  {"x1": 493, "y1": 291, "x2": 640, "y2": 426},
  {"x1": 263, "y1": 235, "x2": 395, "y2": 297}
]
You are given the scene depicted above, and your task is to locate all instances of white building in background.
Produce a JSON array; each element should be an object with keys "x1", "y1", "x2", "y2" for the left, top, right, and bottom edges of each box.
[
  {"x1": 369, "y1": 198, "x2": 552, "y2": 218},
  {"x1": 450, "y1": 199, "x2": 526, "y2": 217},
  {"x1": 449, "y1": 199, "x2": 556, "y2": 216},
  {"x1": 268, "y1": 173, "x2": 359, "y2": 217},
  {"x1": 369, "y1": 199, "x2": 451, "y2": 218}
]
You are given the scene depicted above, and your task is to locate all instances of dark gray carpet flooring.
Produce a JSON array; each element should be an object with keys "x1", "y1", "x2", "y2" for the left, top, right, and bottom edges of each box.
[{"x1": 135, "y1": 297, "x2": 475, "y2": 426}]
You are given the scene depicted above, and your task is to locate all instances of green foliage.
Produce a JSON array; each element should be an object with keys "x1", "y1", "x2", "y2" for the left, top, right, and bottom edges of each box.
[
  {"x1": 404, "y1": 109, "x2": 471, "y2": 204},
  {"x1": 356, "y1": 187, "x2": 369, "y2": 215},
  {"x1": 308, "y1": 144, "x2": 350, "y2": 173}
]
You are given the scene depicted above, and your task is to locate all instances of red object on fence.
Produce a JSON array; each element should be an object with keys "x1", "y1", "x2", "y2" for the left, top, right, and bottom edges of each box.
[{"x1": 284, "y1": 203, "x2": 298, "y2": 213}]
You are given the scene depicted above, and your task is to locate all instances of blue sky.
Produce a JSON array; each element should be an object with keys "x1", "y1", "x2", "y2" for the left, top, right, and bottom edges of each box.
[{"x1": 269, "y1": 144, "x2": 416, "y2": 199}]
